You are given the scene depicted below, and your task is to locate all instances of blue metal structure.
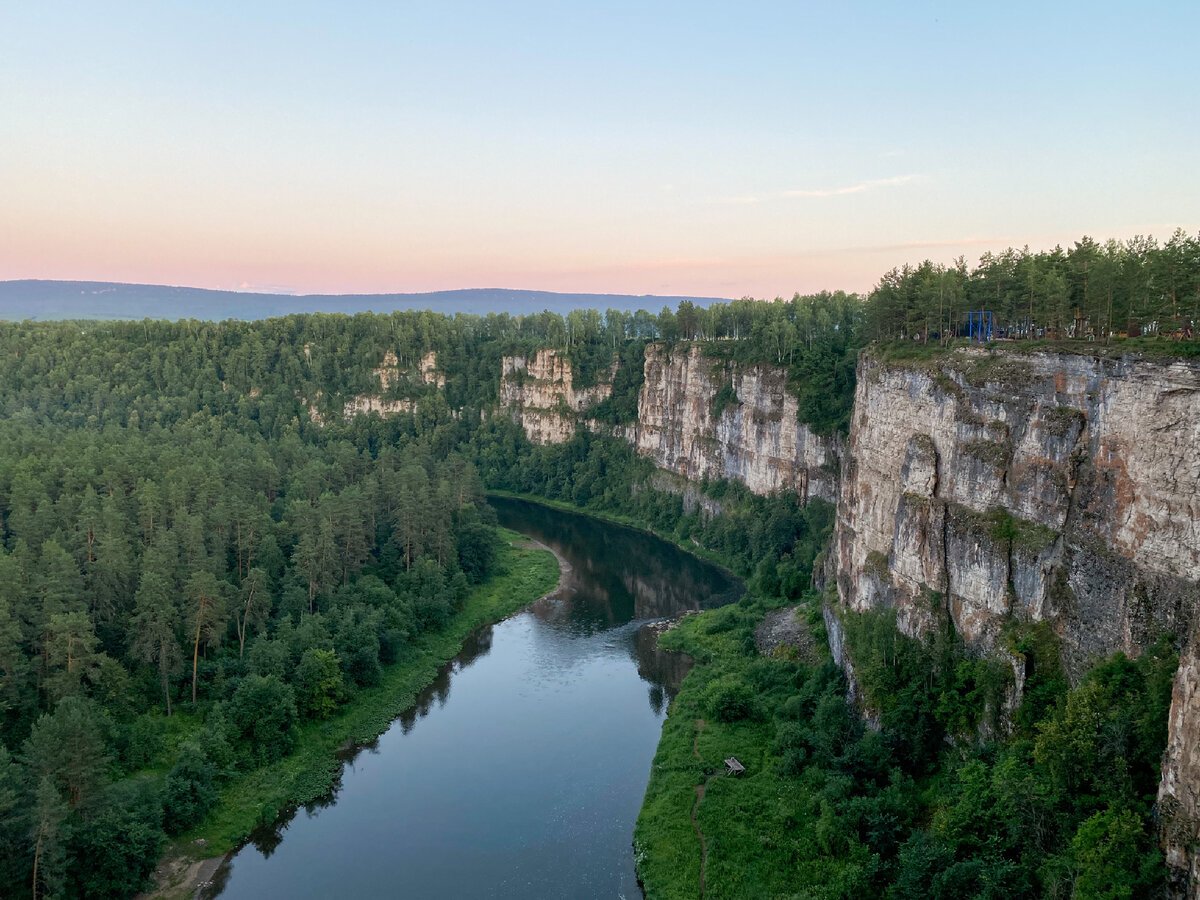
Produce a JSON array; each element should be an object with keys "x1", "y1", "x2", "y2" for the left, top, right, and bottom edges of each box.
[{"x1": 967, "y1": 310, "x2": 994, "y2": 342}]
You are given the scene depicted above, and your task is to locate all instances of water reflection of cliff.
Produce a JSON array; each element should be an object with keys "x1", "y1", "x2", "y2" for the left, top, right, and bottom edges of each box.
[
  {"x1": 633, "y1": 624, "x2": 693, "y2": 703},
  {"x1": 492, "y1": 496, "x2": 741, "y2": 708},
  {"x1": 493, "y1": 497, "x2": 742, "y2": 629}
]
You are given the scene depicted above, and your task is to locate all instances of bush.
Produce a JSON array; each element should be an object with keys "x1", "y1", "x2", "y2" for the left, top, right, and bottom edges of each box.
[
  {"x1": 333, "y1": 611, "x2": 383, "y2": 687},
  {"x1": 455, "y1": 510, "x2": 497, "y2": 583},
  {"x1": 118, "y1": 712, "x2": 165, "y2": 771},
  {"x1": 706, "y1": 677, "x2": 759, "y2": 722},
  {"x1": 226, "y1": 675, "x2": 298, "y2": 767},
  {"x1": 294, "y1": 648, "x2": 344, "y2": 719},
  {"x1": 163, "y1": 742, "x2": 218, "y2": 834}
]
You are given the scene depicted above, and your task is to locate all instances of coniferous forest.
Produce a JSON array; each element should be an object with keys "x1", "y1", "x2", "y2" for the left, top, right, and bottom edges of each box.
[{"x1": 0, "y1": 231, "x2": 1198, "y2": 897}]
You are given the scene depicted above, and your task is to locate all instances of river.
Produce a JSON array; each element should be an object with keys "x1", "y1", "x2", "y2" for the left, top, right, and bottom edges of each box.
[{"x1": 206, "y1": 496, "x2": 741, "y2": 899}]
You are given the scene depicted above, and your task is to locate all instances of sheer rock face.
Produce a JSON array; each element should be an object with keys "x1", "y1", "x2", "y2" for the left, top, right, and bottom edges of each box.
[
  {"x1": 370, "y1": 349, "x2": 446, "y2": 391},
  {"x1": 831, "y1": 347, "x2": 1200, "y2": 889},
  {"x1": 416, "y1": 351, "x2": 446, "y2": 389},
  {"x1": 342, "y1": 395, "x2": 417, "y2": 417},
  {"x1": 498, "y1": 349, "x2": 614, "y2": 445},
  {"x1": 630, "y1": 343, "x2": 840, "y2": 502}
]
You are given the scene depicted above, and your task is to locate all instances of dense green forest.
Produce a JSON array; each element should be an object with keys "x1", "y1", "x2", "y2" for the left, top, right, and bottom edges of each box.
[
  {"x1": 0, "y1": 413, "x2": 514, "y2": 896},
  {"x1": 0, "y1": 289, "x2": 864, "y2": 433},
  {"x1": 1, "y1": 230, "x2": 1195, "y2": 897},
  {"x1": 866, "y1": 230, "x2": 1200, "y2": 343}
]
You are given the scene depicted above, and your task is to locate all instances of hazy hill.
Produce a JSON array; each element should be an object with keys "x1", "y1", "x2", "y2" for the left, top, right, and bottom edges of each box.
[{"x1": 0, "y1": 280, "x2": 728, "y2": 321}]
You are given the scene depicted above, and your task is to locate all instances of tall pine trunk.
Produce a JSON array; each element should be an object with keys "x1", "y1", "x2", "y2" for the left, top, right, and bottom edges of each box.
[
  {"x1": 161, "y1": 652, "x2": 172, "y2": 717},
  {"x1": 192, "y1": 619, "x2": 202, "y2": 704}
]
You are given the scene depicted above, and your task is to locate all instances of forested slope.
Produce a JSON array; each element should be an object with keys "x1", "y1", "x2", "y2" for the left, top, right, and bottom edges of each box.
[{"x1": 0, "y1": 315, "x2": 544, "y2": 897}]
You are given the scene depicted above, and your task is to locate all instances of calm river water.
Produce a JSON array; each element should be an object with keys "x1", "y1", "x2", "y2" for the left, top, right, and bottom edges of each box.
[{"x1": 208, "y1": 497, "x2": 741, "y2": 899}]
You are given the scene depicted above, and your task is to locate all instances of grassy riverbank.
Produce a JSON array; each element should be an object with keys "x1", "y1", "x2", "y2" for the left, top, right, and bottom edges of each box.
[
  {"x1": 152, "y1": 530, "x2": 558, "y2": 893},
  {"x1": 634, "y1": 594, "x2": 843, "y2": 899}
]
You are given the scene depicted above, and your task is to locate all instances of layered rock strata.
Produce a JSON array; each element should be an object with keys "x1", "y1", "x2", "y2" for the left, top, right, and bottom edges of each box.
[{"x1": 497, "y1": 342, "x2": 839, "y2": 502}]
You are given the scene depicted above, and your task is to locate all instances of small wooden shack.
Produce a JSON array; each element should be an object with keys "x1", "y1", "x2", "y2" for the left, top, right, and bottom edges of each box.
[{"x1": 724, "y1": 757, "x2": 745, "y2": 776}]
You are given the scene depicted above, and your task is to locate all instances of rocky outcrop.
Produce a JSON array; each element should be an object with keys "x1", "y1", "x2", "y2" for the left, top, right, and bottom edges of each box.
[
  {"x1": 830, "y1": 346, "x2": 1200, "y2": 888},
  {"x1": 646, "y1": 470, "x2": 724, "y2": 521},
  {"x1": 1162, "y1": 633, "x2": 1200, "y2": 897},
  {"x1": 373, "y1": 349, "x2": 445, "y2": 391},
  {"x1": 308, "y1": 350, "x2": 447, "y2": 424},
  {"x1": 834, "y1": 347, "x2": 1200, "y2": 661},
  {"x1": 342, "y1": 395, "x2": 417, "y2": 417},
  {"x1": 498, "y1": 349, "x2": 614, "y2": 444},
  {"x1": 755, "y1": 606, "x2": 819, "y2": 662},
  {"x1": 631, "y1": 343, "x2": 839, "y2": 501},
  {"x1": 345, "y1": 349, "x2": 445, "y2": 418},
  {"x1": 417, "y1": 350, "x2": 446, "y2": 389}
]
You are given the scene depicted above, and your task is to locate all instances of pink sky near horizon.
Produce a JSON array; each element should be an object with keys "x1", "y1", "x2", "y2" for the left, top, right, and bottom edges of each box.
[
  {"x1": 5, "y1": 224, "x2": 1195, "y2": 300},
  {"x1": 3, "y1": 4, "x2": 1196, "y2": 302}
]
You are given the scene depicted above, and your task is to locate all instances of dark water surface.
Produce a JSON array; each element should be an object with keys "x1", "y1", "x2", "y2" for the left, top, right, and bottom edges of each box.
[{"x1": 209, "y1": 497, "x2": 741, "y2": 899}]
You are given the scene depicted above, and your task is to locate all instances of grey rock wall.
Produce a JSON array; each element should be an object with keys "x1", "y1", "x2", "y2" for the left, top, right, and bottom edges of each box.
[
  {"x1": 630, "y1": 343, "x2": 839, "y2": 502},
  {"x1": 831, "y1": 346, "x2": 1200, "y2": 890}
]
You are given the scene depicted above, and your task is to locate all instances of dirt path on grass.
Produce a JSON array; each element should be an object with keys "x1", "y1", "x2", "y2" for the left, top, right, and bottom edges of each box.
[{"x1": 691, "y1": 718, "x2": 711, "y2": 899}]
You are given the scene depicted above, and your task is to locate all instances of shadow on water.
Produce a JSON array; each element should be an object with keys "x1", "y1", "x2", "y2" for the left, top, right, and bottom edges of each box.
[
  {"x1": 214, "y1": 621, "x2": 504, "y2": 876},
  {"x1": 496, "y1": 496, "x2": 742, "y2": 631},
  {"x1": 207, "y1": 496, "x2": 741, "y2": 899}
]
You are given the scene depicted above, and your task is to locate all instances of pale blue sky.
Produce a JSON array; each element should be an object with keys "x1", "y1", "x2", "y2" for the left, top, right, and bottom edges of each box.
[{"x1": 1, "y1": 2, "x2": 1196, "y2": 297}]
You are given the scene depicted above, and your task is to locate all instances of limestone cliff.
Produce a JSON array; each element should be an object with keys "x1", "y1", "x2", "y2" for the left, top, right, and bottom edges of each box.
[
  {"x1": 498, "y1": 349, "x2": 614, "y2": 444},
  {"x1": 830, "y1": 346, "x2": 1200, "y2": 888},
  {"x1": 631, "y1": 343, "x2": 839, "y2": 502},
  {"x1": 373, "y1": 350, "x2": 446, "y2": 391},
  {"x1": 491, "y1": 338, "x2": 1200, "y2": 887},
  {"x1": 496, "y1": 343, "x2": 839, "y2": 501},
  {"x1": 1163, "y1": 636, "x2": 1200, "y2": 896}
]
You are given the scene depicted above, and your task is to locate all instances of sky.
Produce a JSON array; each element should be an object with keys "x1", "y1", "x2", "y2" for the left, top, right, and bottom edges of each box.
[{"x1": 1, "y1": 1, "x2": 1198, "y2": 299}]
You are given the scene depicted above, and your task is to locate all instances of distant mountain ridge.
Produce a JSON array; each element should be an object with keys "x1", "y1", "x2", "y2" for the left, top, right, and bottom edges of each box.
[{"x1": 0, "y1": 280, "x2": 729, "y2": 321}]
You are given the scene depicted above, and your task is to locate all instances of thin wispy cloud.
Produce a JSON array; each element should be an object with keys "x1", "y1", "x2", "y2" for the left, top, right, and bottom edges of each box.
[
  {"x1": 714, "y1": 174, "x2": 923, "y2": 205},
  {"x1": 782, "y1": 174, "x2": 922, "y2": 198}
]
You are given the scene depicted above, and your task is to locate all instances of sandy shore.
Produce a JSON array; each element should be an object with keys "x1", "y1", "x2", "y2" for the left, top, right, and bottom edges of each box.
[
  {"x1": 138, "y1": 845, "x2": 228, "y2": 900},
  {"x1": 515, "y1": 537, "x2": 571, "y2": 601}
]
